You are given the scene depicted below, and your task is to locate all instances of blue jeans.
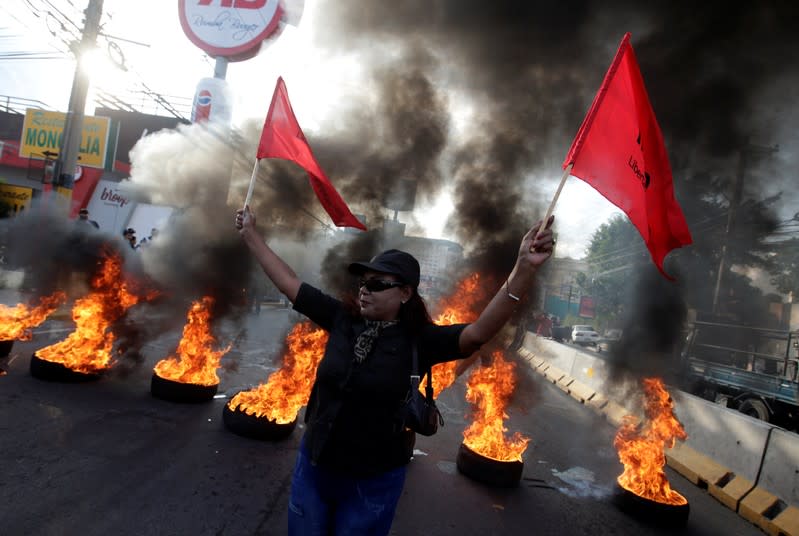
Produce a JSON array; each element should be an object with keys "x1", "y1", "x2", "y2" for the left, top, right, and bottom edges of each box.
[{"x1": 288, "y1": 445, "x2": 407, "y2": 535}]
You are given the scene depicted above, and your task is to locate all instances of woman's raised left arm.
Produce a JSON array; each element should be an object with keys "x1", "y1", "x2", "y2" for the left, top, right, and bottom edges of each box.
[{"x1": 458, "y1": 216, "x2": 555, "y2": 355}]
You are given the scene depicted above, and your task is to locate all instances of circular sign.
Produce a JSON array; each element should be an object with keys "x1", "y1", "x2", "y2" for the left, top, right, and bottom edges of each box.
[{"x1": 178, "y1": 0, "x2": 283, "y2": 60}]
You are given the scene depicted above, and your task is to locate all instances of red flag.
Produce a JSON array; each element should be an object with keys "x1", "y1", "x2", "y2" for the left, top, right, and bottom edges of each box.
[
  {"x1": 563, "y1": 33, "x2": 692, "y2": 279},
  {"x1": 257, "y1": 77, "x2": 366, "y2": 230}
]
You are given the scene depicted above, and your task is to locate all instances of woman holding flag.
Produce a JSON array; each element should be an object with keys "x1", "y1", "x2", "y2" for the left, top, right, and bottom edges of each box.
[{"x1": 235, "y1": 205, "x2": 554, "y2": 535}]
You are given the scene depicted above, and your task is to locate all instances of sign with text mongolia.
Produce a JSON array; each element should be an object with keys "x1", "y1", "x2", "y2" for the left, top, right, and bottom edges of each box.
[{"x1": 19, "y1": 109, "x2": 110, "y2": 169}]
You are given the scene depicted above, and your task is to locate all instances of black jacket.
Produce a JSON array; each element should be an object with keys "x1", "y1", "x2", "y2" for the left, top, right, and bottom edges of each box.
[{"x1": 293, "y1": 283, "x2": 468, "y2": 477}]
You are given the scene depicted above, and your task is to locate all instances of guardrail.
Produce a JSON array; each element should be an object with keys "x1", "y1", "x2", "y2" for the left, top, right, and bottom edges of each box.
[{"x1": 519, "y1": 333, "x2": 799, "y2": 536}]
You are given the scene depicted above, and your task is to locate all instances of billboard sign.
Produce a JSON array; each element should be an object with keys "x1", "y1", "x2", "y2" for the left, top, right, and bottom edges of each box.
[
  {"x1": 86, "y1": 179, "x2": 136, "y2": 234},
  {"x1": 19, "y1": 109, "x2": 110, "y2": 169},
  {"x1": 178, "y1": 0, "x2": 283, "y2": 60},
  {"x1": 579, "y1": 295, "x2": 595, "y2": 318}
]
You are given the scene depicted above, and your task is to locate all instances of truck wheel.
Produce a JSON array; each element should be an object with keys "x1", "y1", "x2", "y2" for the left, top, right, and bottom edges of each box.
[{"x1": 739, "y1": 399, "x2": 770, "y2": 422}]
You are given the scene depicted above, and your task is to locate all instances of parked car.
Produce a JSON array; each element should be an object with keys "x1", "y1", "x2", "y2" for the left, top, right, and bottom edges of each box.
[
  {"x1": 551, "y1": 325, "x2": 572, "y2": 343},
  {"x1": 571, "y1": 325, "x2": 600, "y2": 347}
]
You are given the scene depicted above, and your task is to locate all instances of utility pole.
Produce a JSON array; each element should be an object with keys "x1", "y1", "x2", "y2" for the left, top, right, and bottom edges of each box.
[
  {"x1": 54, "y1": 0, "x2": 104, "y2": 193},
  {"x1": 711, "y1": 142, "x2": 779, "y2": 314}
]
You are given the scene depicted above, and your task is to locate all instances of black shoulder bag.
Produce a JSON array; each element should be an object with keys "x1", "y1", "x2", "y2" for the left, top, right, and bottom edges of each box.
[{"x1": 403, "y1": 341, "x2": 444, "y2": 436}]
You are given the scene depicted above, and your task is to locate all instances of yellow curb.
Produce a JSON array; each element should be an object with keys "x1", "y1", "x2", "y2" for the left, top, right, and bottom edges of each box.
[
  {"x1": 517, "y1": 347, "x2": 532, "y2": 360},
  {"x1": 665, "y1": 443, "x2": 731, "y2": 488},
  {"x1": 567, "y1": 381, "x2": 596, "y2": 404},
  {"x1": 709, "y1": 475, "x2": 754, "y2": 511},
  {"x1": 770, "y1": 505, "x2": 799, "y2": 536},
  {"x1": 586, "y1": 393, "x2": 609, "y2": 410},
  {"x1": 601, "y1": 401, "x2": 629, "y2": 427},
  {"x1": 557, "y1": 374, "x2": 575, "y2": 389},
  {"x1": 531, "y1": 356, "x2": 544, "y2": 368},
  {"x1": 544, "y1": 365, "x2": 566, "y2": 383},
  {"x1": 740, "y1": 487, "x2": 780, "y2": 534}
]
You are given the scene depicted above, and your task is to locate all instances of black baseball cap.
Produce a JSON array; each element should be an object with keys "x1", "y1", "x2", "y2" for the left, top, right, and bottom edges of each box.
[{"x1": 348, "y1": 249, "x2": 420, "y2": 287}]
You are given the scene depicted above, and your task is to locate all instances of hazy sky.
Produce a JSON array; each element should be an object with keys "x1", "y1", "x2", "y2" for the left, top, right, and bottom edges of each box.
[{"x1": 7, "y1": 0, "x2": 740, "y2": 261}]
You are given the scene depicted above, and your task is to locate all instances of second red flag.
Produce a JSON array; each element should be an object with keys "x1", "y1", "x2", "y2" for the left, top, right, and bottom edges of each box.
[{"x1": 257, "y1": 77, "x2": 366, "y2": 231}]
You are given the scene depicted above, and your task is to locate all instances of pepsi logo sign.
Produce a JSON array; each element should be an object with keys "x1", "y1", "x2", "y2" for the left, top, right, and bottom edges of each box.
[{"x1": 196, "y1": 90, "x2": 212, "y2": 106}]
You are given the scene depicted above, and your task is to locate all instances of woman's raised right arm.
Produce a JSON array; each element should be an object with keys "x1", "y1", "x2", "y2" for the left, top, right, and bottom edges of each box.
[{"x1": 235, "y1": 206, "x2": 301, "y2": 303}]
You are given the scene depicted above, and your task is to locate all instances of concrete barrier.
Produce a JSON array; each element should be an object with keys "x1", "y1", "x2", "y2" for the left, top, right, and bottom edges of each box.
[
  {"x1": 567, "y1": 380, "x2": 596, "y2": 404},
  {"x1": 556, "y1": 374, "x2": 575, "y2": 390},
  {"x1": 666, "y1": 442, "x2": 732, "y2": 488},
  {"x1": 567, "y1": 351, "x2": 609, "y2": 390},
  {"x1": 527, "y1": 336, "x2": 640, "y2": 405},
  {"x1": 723, "y1": 424, "x2": 799, "y2": 535},
  {"x1": 544, "y1": 365, "x2": 567, "y2": 384},
  {"x1": 759, "y1": 428, "x2": 799, "y2": 510},
  {"x1": 524, "y1": 333, "x2": 576, "y2": 375},
  {"x1": 673, "y1": 391, "x2": 772, "y2": 485}
]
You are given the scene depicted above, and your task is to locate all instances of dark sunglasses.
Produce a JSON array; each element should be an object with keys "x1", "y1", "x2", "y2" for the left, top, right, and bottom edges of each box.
[{"x1": 358, "y1": 279, "x2": 405, "y2": 292}]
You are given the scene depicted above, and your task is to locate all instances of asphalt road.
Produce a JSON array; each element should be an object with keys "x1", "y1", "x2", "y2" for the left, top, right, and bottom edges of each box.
[{"x1": 0, "y1": 308, "x2": 763, "y2": 536}]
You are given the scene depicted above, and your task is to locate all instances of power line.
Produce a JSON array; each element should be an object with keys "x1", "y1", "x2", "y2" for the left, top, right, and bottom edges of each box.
[
  {"x1": 2, "y1": 0, "x2": 192, "y2": 122},
  {"x1": 580, "y1": 212, "x2": 730, "y2": 271},
  {"x1": 41, "y1": 0, "x2": 82, "y2": 33},
  {"x1": 0, "y1": 52, "x2": 66, "y2": 59}
]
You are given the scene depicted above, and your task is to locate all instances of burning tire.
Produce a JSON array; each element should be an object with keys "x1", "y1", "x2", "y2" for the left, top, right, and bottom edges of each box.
[
  {"x1": 455, "y1": 442, "x2": 523, "y2": 488},
  {"x1": 222, "y1": 400, "x2": 297, "y2": 440},
  {"x1": 0, "y1": 340, "x2": 14, "y2": 358},
  {"x1": 29, "y1": 353, "x2": 102, "y2": 382},
  {"x1": 613, "y1": 482, "x2": 689, "y2": 528},
  {"x1": 150, "y1": 373, "x2": 218, "y2": 403}
]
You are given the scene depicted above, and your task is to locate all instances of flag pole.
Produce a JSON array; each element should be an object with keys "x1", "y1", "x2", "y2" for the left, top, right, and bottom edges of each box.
[
  {"x1": 244, "y1": 158, "x2": 259, "y2": 208},
  {"x1": 536, "y1": 163, "x2": 573, "y2": 239}
]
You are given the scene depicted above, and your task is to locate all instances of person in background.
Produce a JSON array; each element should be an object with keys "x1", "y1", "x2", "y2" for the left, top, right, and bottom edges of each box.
[
  {"x1": 235, "y1": 204, "x2": 555, "y2": 536},
  {"x1": 122, "y1": 228, "x2": 138, "y2": 250},
  {"x1": 77, "y1": 208, "x2": 99, "y2": 229},
  {"x1": 536, "y1": 313, "x2": 553, "y2": 338}
]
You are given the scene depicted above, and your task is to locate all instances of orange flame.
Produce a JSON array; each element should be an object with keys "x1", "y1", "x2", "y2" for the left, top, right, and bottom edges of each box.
[
  {"x1": 227, "y1": 322, "x2": 327, "y2": 424},
  {"x1": 462, "y1": 349, "x2": 530, "y2": 462},
  {"x1": 153, "y1": 296, "x2": 230, "y2": 386},
  {"x1": 428, "y1": 273, "x2": 492, "y2": 395},
  {"x1": 0, "y1": 291, "x2": 66, "y2": 340},
  {"x1": 35, "y1": 254, "x2": 140, "y2": 373},
  {"x1": 614, "y1": 377, "x2": 688, "y2": 505}
]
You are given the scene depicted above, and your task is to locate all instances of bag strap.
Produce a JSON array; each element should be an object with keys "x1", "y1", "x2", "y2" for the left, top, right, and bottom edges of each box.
[{"x1": 411, "y1": 339, "x2": 434, "y2": 399}]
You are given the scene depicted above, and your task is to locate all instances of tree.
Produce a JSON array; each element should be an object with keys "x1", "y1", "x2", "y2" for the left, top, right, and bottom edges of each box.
[
  {"x1": 576, "y1": 168, "x2": 783, "y2": 328},
  {"x1": 575, "y1": 215, "x2": 646, "y2": 330}
]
